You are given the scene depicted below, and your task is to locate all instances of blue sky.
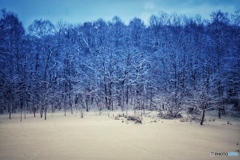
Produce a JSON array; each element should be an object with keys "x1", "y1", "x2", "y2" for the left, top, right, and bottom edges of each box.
[{"x1": 0, "y1": 0, "x2": 239, "y2": 29}]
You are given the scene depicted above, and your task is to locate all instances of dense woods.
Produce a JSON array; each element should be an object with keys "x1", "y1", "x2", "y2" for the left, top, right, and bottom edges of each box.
[{"x1": 0, "y1": 8, "x2": 240, "y2": 120}]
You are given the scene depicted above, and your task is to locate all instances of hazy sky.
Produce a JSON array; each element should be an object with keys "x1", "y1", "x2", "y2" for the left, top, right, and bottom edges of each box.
[{"x1": 0, "y1": 0, "x2": 239, "y2": 29}]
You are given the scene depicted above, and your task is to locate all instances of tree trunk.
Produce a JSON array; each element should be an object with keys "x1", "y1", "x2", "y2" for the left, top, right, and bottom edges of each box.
[
  {"x1": 64, "y1": 95, "x2": 67, "y2": 116},
  {"x1": 44, "y1": 107, "x2": 47, "y2": 120},
  {"x1": 20, "y1": 109, "x2": 22, "y2": 122},
  {"x1": 104, "y1": 80, "x2": 108, "y2": 109},
  {"x1": 70, "y1": 102, "x2": 73, "y2": 114},
  {"x1": 33, "y1": 106, "x2": 36, "y2": 117},
  {"x1": 8, "y1": 103, "x2": 12, "y2": 119},
  {"x1": 126, "y1": 85, "x2": 129, "y2": 106},
  {"x1": 0, "y1": 105, "x2": 4, "y2": 114},
  {"x1": 24, "y1": 101, "x2": 27, "y2": 119},
  {"x1": 40, "y1": 107, "x2": 43, "y2": 118},
  {"x1": 218, "y1": 108, "x2": 221, "y2": 119},
  {"x1": 9, "y1": 111, "x2": 11, "y2": 119},
  {"x1": 80, "y1": 108, "x2": 83, "y2": 118},
  {"x1": 200, "y1": 109, "x2": 205, "y2": 125},
  {"x1": 86, "y1": 99, "x2": 89, "y2": 112},
  {"x1": 109, "y1": 82, "x2": 113, "y2": 111},
  {"x1": 80, "y1": 103, "x2": 84, "y2": 118}
]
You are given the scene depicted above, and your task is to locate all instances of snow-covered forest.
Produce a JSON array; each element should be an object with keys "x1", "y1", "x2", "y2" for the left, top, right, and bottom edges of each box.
[{"x1": 0, "y1": 8, "x2": 240, "y2": 119}]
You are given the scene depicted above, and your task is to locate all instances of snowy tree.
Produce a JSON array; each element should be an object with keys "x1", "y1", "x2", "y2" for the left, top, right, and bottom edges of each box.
[
  {"x1": 0, "y1": 9, "x2": 25, "y2": 118},
  {"x1": 1, "y1": 8, "x2": 240, "y2": 121},
  {"x1": 28, "y1": 19, "x2": 56, "y2": 119}
]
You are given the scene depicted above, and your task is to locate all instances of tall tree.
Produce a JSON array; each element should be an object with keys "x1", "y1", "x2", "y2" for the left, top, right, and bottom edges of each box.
[
  {"x1": 28, "y1": 19, "x2": 56, "y2": 119},
  {"x1": 0, "y1": 9, "x2": 25, "y2": 118}
]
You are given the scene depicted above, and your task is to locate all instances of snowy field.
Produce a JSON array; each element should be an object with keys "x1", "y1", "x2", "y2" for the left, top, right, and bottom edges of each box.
[{"x1": 0, "y1": 111, "x2": 239, "y2": 160}]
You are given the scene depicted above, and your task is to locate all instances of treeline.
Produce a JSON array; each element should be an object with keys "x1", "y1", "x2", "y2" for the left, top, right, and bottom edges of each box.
[{"x1": 0, "y1": 9, "x2": 240, "y2": 119}]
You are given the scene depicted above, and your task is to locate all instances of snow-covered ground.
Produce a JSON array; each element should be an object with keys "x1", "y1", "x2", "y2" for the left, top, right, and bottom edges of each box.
[{"x1": 0, "y1": 110, "x2": 239, "y2": 160}]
